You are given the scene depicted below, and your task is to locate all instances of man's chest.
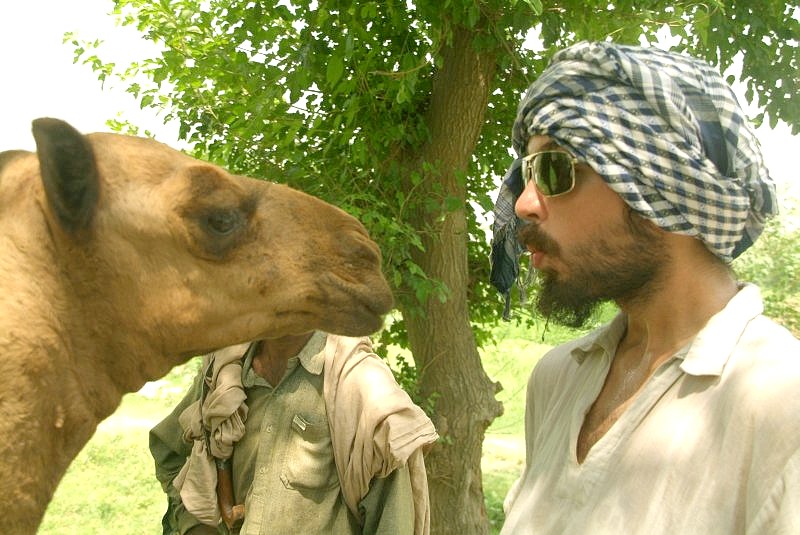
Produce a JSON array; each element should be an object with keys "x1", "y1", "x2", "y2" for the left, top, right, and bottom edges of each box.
[
  {"x1": 575, "y1": 351, "x2": 654, "y2": 463},
  {"x1": 233, "y1": 368, "x2": 330, "y2": 487},
  {"x1": 516, "y1": 367, "x2": 757, "y2": 534}
]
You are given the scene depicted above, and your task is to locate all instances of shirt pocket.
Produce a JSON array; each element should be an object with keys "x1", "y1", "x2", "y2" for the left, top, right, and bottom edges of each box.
[{"x1": 281, "y1": 412, "x2": 339, "y2": 491}]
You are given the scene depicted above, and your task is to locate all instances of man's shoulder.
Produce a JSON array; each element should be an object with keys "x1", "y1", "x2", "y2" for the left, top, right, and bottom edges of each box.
[
  {"x1": 322, "y1": 333, "x2": 398, "y2": 388},
  {"x1": 324, "y1": 332, "x2": 373, "y2": 353},
  {"x1": 727, "y1": 314, "x2": 800, "y2": 382},
  {"x1": 745, "y1": 313, "x2": 800, "y2": 345},
  {"x1": 717, "y1": 315, "x2": 800, "y2": 434}
]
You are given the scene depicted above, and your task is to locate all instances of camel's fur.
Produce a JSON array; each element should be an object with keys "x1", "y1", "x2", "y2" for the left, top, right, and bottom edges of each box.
[{"x1": 0, "y1": 118, "x2": 393, "y2": 533}]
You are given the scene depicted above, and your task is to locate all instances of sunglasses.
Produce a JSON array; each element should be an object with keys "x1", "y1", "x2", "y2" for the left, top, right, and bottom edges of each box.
[{"x1": 520, "y1": 150, "x2": 578, "y2": 197}]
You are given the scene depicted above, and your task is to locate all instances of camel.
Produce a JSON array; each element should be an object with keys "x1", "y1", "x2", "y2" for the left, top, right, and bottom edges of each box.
[{"x1": 0, "y1": 118, "x2": 394, "y2": 533}]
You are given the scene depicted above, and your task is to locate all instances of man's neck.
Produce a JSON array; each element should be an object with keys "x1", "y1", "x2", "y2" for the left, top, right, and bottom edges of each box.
[
  {"x1": 260, "y1": 333, "x2": 314, "y2": 361},
  {"x1": 617, "y1": 238, "x2": 738, "y2": 370},
  {"x1": 251, "y1": 332, "x2": 314, "y2": 385}
]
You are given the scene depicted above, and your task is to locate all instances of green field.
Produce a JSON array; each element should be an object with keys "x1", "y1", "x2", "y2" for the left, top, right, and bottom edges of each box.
[{"x1": 39, "y1": 319, "x2": 590, "y2": 534}]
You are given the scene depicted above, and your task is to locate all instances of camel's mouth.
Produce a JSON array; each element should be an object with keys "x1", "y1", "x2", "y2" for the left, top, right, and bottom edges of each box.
[
  {"x1": 272, "y1": 274, "x2": 392, "y2": 337},
  {"x1": 357, "y1": 275, "x2": 394, "y2": 315},
  {"x1": 327, "y1": 273, "x2": 394, "y2": 333}
]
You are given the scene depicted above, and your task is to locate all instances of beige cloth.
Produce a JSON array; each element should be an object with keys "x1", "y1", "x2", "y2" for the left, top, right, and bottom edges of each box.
[
  {"x1": 323, "y1": 335, "x2": 439, "y2": 535},
  {"x1": 501, "y1": 285, "x2": 800, "y2": 534},
  {"x1": 172, "y1": 343, "x2": 250, "y2": 526}
]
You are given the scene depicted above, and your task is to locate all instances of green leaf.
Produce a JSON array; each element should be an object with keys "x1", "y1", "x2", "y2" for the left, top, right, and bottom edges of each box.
[
  {"x1": 326, "y1": 52, "x2": 345, "y2": 87},
  {"x1": 444, "y1": 196, "x2": 463, "y2": 212},
  {"x1": 467, "y1": 4, "x2": 480, "y2": 28},
  {"x1": 522, "y1": 0, "x2": 543, "y2": 15}
]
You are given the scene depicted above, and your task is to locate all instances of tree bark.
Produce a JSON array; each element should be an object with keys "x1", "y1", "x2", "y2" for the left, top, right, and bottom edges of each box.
[{"x1": 400, "y1": 26, "x2": 504, "y2": 535}]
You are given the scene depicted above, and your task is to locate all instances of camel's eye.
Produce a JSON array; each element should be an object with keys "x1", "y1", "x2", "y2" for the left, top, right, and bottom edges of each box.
[
  {"x1": 203, "y1": 210, "x2": 242, "y2": 236},
  {"x1": 183, "y1": 199, "x2": 255, "y2": 260}
]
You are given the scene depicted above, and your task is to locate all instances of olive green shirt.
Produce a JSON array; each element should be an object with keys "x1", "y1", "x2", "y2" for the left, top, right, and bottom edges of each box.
[{"x1": 151, "y1": 333, "x2": 414, "y2": 534}]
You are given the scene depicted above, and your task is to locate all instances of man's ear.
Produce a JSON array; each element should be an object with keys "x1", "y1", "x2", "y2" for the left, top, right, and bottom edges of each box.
[{"x1": 31, "y1": 118, "x2": 99, "y2": 233}]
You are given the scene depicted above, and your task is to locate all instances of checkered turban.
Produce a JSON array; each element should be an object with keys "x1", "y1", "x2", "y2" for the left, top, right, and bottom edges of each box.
[{"x1": 490, "y1": 41, "x2": 778, "y2": 318}]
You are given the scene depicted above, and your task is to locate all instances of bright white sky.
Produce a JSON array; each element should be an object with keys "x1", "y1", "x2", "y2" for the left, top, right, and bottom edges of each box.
[
  {"x1": 2, "y1": 0, "x2": 797, "y2": 204},
  {"x1": 1, "y1": 0, "x2": 178, "y2": 151}
]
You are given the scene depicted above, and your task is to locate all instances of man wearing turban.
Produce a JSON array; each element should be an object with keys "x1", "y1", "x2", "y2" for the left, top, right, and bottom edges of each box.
[{"x1": 491, "y1": 42, "x2": 799, "y2": 533}]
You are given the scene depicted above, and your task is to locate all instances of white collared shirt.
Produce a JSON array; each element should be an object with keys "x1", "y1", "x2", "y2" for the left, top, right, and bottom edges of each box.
[{"x1": 501, "y1": 284, "x2": 800, "y2": 534}]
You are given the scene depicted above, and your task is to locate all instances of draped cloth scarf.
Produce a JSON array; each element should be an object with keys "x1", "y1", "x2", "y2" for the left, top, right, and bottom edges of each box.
[
  {"x1": 172, "y1": 344, "x2": 249, "y2": 525},
  {"x1": 490, "y1": 41, "x2": 778, "y2": 317}
]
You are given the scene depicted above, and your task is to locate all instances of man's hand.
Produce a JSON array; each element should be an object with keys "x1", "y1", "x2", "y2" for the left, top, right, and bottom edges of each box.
[{"x1": 186, "y1": 524, "x2": 219, "y2": 535}]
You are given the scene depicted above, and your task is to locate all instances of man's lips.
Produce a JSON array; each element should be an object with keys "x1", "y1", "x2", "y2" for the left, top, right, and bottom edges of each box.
[
  {"x1": 517, "y1": 223, "x2": 559, "y2": 269},
  {"x1": 528, "y1": 248, "x2": 545, "y2": 268}
]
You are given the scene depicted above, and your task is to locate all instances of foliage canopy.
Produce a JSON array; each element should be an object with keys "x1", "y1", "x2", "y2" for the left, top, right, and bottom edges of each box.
[{"x1": 72, "y1": 0, "x2": 799, "y2": 350}]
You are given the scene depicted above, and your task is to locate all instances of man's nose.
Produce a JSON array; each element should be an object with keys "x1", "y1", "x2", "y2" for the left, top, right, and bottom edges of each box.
[{"x1": 515, "y1": 181, "x2": 548, "y2": 221}]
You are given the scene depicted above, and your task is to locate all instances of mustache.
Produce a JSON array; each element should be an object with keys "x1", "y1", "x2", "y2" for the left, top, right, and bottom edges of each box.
[{"x1": 517, "y1": 222, "x2": 560, "y2": 256}]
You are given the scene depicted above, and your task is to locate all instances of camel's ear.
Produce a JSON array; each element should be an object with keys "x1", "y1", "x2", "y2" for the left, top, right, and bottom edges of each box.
[{"x1": 31, "y1": 118, "x2": 99, "y2": 233}]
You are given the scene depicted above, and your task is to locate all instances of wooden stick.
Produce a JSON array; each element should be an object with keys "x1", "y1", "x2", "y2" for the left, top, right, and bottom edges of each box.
[{"x1": 215, "y1": 457, "x2": 245, "y2": 531}]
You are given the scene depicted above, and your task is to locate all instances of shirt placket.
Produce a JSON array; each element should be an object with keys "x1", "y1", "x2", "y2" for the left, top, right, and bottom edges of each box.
[
  {"x1": 242, "y1": 362, "x2": 301, "y2": 533},
  {"x1": 572, "y1": 357, "x2": 685, "y2": 503}
]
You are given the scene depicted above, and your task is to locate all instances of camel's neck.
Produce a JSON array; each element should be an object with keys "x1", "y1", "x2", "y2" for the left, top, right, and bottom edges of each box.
[
  {"x1": 0, "y1": 264, "x2": 174, "y2": 533},
  {"x1": 0, "y1": 313, "x2": 111, "y2": 533}
]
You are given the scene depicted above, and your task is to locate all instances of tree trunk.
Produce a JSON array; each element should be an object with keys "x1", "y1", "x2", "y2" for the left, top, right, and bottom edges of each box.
[{"x1": 400, "y1": 27, "x2": 504, "y2": 535}]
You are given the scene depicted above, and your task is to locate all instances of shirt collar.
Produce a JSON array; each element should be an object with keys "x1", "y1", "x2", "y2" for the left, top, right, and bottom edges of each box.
[
  {"x1": 679, "y1": 283, "x2": 763, "y2": 376},
  {"x1": 573, "y1": 312, "x2": 628, "y2": 364},
  {"x1": 296, "y1": 331, "x2": 328, "y2": 375},
  {"x1": 570, "y1": 284, "x2": 764, "y2": 376},
  {"x1": 242, "y1": 331, "x2": 328, "y2": 386}
]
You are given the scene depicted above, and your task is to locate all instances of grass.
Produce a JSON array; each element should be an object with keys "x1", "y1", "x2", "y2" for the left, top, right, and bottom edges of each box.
[
  {"x1": 39, "y1": 317, "x2": 605, "y2": 534},
  {"x1": 480, "y1": 331, "x2": 549, "y2": 534}
]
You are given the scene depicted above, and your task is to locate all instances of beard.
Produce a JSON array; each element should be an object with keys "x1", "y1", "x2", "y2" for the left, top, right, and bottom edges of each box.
[{"x1": 517, "y1": 211, "x2": 668, "y2": 328}]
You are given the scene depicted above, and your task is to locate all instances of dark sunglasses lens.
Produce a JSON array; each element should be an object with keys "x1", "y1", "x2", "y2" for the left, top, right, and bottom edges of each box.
[{"x1": 535, "y1": 152, "x2": 574, "y2": 196}]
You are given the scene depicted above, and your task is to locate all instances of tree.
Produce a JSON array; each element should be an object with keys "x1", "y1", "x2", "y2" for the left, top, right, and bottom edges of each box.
[{"x1": 75, "y1": 1, "x2": 799, "y2": 532}]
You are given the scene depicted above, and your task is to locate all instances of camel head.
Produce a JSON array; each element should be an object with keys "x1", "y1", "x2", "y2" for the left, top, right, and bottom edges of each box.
[{"x1": 1, "y1": 118, "x2": 394, "y2": 389}]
